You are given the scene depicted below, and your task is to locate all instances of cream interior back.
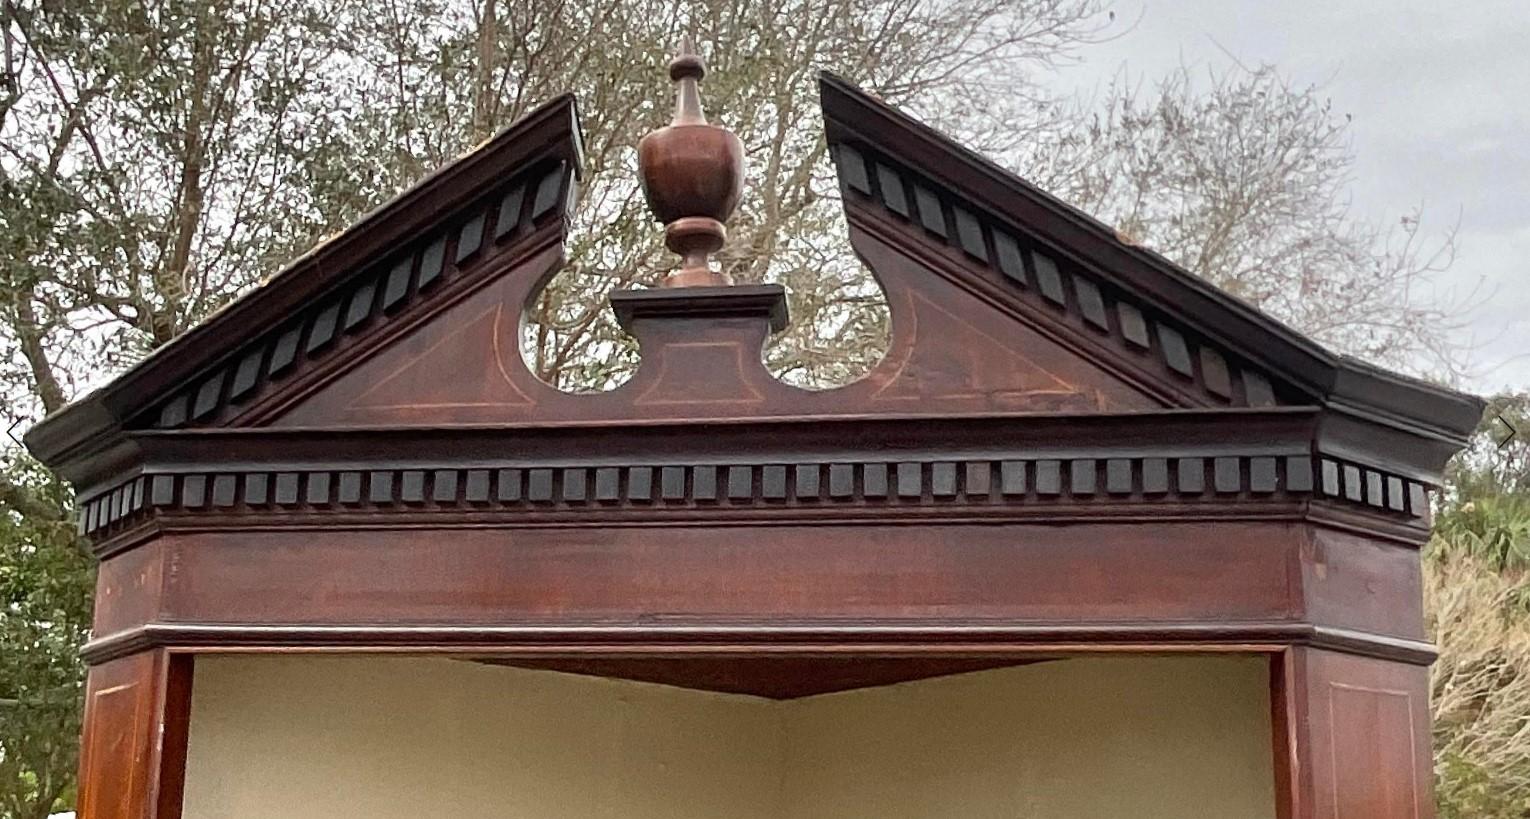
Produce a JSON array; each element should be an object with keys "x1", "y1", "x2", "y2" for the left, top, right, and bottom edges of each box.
[{"x1": 181, "y1": 654, "x2": 1276, "y2": 819}]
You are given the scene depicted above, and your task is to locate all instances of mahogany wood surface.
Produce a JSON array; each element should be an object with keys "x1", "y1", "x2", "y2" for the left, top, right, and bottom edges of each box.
[
  {"x1": 480, "y1": 655, "x2": 1048, "y2": 698},
  {"x1": 1280, "y1": 647, "x2": 1436, "y2": 819},
  {"x1": 74, "y1": 651, "x2": 192, "y2": 819},
  {"x1": 1271, "y1": 650, "x2": 1301, "y2": 819},
  {"x1": 270, "y1": 224, "x2": 1165, "y2": 429},
  {"x1": 1300, "y1": 526, "x2": 1427, "y2": 641},
  {"x1": 113, "y1": 522, "x2": 1295, "y2": 625},
  {"x1": 83, "y1": 519, "x2": 1432, "y2": 668},
  {"x1": 40, "y1": 77, "x2": 1484, "y2": 819}
]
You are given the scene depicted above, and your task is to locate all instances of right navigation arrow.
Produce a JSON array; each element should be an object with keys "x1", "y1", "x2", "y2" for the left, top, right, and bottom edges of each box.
[{"x1": 1497, "y1": 413, "x2": 1521, "y2": 449}]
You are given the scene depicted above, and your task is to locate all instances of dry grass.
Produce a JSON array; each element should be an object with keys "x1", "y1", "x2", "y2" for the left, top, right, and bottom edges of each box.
[{"x1": 1427, "y1": 553, "x2": 1530, "y2": 817}]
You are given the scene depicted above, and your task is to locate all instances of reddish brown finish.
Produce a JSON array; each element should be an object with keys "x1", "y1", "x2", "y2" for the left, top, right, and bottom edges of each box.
[
  {"x1": 132, "y1": 523, "x2": 1296, "y2": 630},
  {"x1": 32, "y1": 76, "x2": 1481, "y2": 819},
  {"x1": 1281, "y1": 647, "x2": 1436, "y2": 819},
  {"x1": 1300, "y1": 525, "x2": 1428, "y2": 641},
  {"x1": 81, "y1": 519, "x2": 1438, "y2": 672},
  {"x1": 1271, "y1": 650, "x2": 1301, "y2": 819},
  {"x1": 273, "y1": 226, "x2": 1161, "y2": 428},
  {"x1": 75, "y1": 651, "x2": 192, "y2": 819},
  {"x1": 638, "y1": 38, "x2": 744, "y2": 286},
  {"x1": 91, "y1": 538, "x2": 166, "y2": 639},
  {"x1": 482, "y1": 655, "x2": 1047, "y2": 698},
  {"x1": 154, "y1": 655, "x2": 193, "y2": 819},
  {"x1": 22, "y1": 96, "x2": 583, "y2": 476}
]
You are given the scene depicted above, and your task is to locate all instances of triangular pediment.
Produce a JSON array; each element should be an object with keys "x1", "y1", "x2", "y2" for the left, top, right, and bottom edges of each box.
[
  {"x1": 118, "y1": 99, "x2": 583, "y2": 433},
  {"x1": 25, "y1": 78, "x2": 1481, "y2": 490},
  {"x1": 819, "y1": 92, "x2": 1305, "y2": 415},
  {"x1": 247, "y1": 76, "x2": 1308, "y2": 428}
]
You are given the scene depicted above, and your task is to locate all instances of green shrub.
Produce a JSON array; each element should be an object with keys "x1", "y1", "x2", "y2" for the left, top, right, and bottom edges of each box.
[
  {"x1": 1435, "y1": 495, "x2": 1530, "y2": 575},
  {"x1": 1428, "y1": 553, "x2": 1530, "y2": 817}
]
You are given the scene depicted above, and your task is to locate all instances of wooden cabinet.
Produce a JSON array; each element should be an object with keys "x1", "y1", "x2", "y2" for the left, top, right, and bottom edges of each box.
[{"x1": 29, "y1": 73, "x2": 1477, "y2": 819}]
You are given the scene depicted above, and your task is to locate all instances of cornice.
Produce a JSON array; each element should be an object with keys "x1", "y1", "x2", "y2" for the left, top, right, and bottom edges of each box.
[
  {"x1": 77, "y1": 438, "x2": 1431, "y2": 554},
  {"x1": 818, "y1": 72, "x2": 1484, "y2": 463},
  {"x1": 24, "y1": 95, "x2": 584, "y2": 476},
  {"x1": 79, "y1": 620, "x2": 1437, "y2": 668}
]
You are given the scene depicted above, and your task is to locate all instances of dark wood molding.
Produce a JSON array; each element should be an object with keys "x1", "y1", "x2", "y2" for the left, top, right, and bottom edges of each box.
[
  {"x1": 610, "y1": 283, "x2": 789, "y2": 332},
  {"x1": 68, "y1": 401, "x2": 1440, "y2": 549},
  {"x1": 76, "y1": 449, "x2": 1435, "y2": 549},
  {"x1": 819, "y1": 72, "x2": 1483, "y2": 458},
  {"x1": 143, "y1": 170, "x2": 572, "y2": 433},
  {"x1": 65, "y1": 405, "x2": 1320, "y2": 494},
  {"x1": 836, "y1": 145, "x2": 1286, "y2": 412},
  {"x1": 24, "y1": 95, "x2": 584, "y2": 476},
  {"x1": 78, "y1": 622, "x2": 1436, "y2": 668}
]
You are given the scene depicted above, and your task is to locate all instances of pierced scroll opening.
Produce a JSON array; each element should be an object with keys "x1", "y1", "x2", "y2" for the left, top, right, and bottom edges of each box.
[
  {"x1": 520, "y1": 145, "x2": 890, "y2": 394},
  {"x1": 520, "y1": 263, "x2": 643, "y2": 394},
  {"x1": 763, "y1": 197, "x2": 892, "y2": 390}
]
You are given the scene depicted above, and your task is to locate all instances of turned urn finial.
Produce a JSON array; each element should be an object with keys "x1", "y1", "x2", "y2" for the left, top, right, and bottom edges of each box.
[{"x1": 638, "y1": 37, "x2": 745, "y2": 288}]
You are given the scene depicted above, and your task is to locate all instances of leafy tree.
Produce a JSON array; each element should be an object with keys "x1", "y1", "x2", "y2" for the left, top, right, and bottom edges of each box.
[
  {"x1": 1445, "y1": 392, "x2": 1530, "y2": 499},
  {"x1": 1024, "y1": 65, "x2": 1466, "y2": 376},
  {"x1": 1427, "y1": 394, "x2": 1530, "y2": 817},
  {"x1": 0, "y1": 456, "x2": 90, "y2": 819},
  {"x1": 317, "y1": 0, "x2": 1115, "y2": 390},
  {"x1": 1435, "y1": 393, "x2": 1530, "y2": 571}
]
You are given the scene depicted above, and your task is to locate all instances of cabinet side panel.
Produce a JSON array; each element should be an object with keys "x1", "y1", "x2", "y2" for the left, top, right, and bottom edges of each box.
[
  {"x1": 76, "y1": 651, "x2": 193, "y2": 819},
  {"x1": 1297, "y1": 648, "x2": 1433, "y2": 819}
]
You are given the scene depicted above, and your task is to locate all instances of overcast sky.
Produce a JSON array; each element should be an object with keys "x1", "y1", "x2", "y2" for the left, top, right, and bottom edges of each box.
[{"x1": 1044, "y1": 0, "x2": 1530, "y2": 394}]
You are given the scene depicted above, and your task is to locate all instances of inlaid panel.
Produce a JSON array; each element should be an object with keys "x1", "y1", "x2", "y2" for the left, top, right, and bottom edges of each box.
[
  {"x1": 1288, "y1": 648, "x2": 1434, "y2": 819},
  {"x1": 76, "y1": 651, "x2": 193, "y2": 819}
]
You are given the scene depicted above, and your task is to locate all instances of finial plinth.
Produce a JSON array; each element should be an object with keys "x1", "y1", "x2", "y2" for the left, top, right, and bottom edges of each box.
[
  {"x1": 637, "y1": 38, "x2": 744, "y2": 288},
  {"x1": 664, "y1": 217, "x2": 732, "y2": 287}
]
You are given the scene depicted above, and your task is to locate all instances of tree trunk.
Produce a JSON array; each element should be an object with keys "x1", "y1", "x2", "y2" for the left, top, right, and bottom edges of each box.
[
  {"x1": 12, "y1": 288, "x2": 66, "y2": 414},
  {"x1": 472, "y1": 0, "x2": 499, "y2": 140}
]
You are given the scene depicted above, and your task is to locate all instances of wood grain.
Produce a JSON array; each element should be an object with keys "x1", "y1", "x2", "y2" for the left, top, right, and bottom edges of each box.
[
  {"x1": 75, "y1": 651, "x2": 193, "y2": 819},
  {"x1": 1288, "y1": 647, "x2": 1435, "y2": 819},
  {"x1": 480, "y1": 655, "x2": 1048, "y2": 698}
]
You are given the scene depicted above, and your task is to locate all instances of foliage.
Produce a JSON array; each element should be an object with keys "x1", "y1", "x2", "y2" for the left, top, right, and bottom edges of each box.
[
  {"x1": 2, "y1": 0, "x2": 1469, "y2": 419},
  {"x1": 1428, "y1": 394, "x2": 1530, "y2": 816},
  {"x1": 1025, "y1": 65, "x2": 1466, "y2": 376},
  {"x1": 1435, "y1": 392, "x2": 1530, "y2": 571},
  {"x1": 1436, "y1": 495, "x2": 1530, "y2": 576},
  {"x1": 1445, "y1": 392, "x2": 1530, "y2": 500},
  {"x1": 1428, "y1": 552, "x2": 1530, "y2": 818},
  {"x1": 0, "y1": 455, "x2": 91, "y2": 819},
  {"x1": 316, "y1": 0, "x2": 1114, "y2": 391},
  {"x1": 1, "y1": 0, "x2": 361, "y2": 423}
]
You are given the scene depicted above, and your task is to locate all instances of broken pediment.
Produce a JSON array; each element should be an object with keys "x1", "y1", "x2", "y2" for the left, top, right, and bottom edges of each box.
[
  {"x1": 25, "y1": 73, "x2": 1479, "y2": 500},
  {"x1": 105, "y1": 82, "x2": 1308, "y2": 430}
]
